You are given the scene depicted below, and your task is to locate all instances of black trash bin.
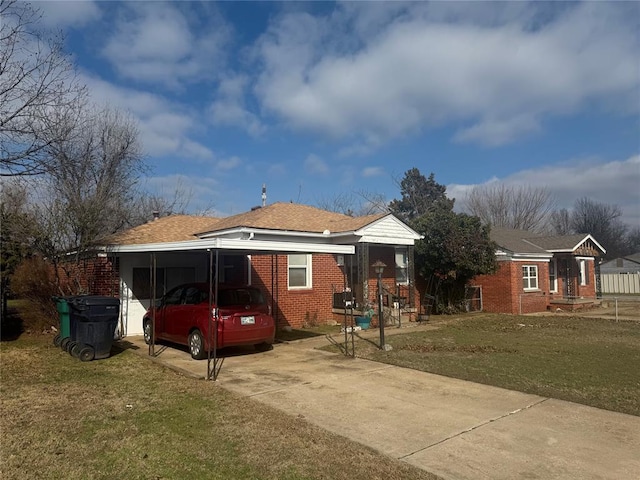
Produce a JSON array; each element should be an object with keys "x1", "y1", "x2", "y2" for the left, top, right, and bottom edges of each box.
[{"x1": 68, "y1": 296, "x2": 120, "y2": 361}]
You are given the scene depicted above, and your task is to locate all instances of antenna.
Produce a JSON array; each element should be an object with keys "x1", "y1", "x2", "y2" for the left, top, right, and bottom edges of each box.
[{"x1": 261, "y1": 183, "x2": 266, "y2": 207}]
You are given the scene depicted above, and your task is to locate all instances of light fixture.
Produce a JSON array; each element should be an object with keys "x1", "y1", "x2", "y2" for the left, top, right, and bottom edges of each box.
[{"x1": 372, "y1": 260, "x2": 386, "y2": 275}]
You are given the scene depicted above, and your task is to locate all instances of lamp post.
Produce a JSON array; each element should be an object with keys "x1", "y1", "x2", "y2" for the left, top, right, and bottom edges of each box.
[{"x1": 372, "y1": 260, "x2": 391, "y2": 351}]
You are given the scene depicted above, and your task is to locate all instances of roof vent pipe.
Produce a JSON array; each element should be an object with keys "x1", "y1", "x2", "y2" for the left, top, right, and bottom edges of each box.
[
  {"x1": 152, "y1": 211, "x2": 160, "y2": 221},
  {"x1": 262, "y1": 183, "x2": 267, "y2": 207}
]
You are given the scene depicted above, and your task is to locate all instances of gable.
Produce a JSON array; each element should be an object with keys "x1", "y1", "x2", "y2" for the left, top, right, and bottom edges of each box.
[{"x1": 355, "y1": 215, "x2": 422, "y2": 245}]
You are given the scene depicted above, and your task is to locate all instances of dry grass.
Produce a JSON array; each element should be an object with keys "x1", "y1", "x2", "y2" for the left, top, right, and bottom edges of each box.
[
  {"x1": 1, "y1": 335, "x2": 439, "y2": 480},
  {"x1": 346, "y1": 314, "x2": 640, "y2": 417}
]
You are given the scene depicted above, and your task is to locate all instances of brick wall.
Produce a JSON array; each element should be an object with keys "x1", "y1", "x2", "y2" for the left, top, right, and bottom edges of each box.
[
  {"x1": 250, "y1": 247, "x2": 420, "y2": 329},
  {"x1": 56, "y1": 256, "x2": 120, "y2": 297},
  {"x1": 474, "y1": 260, "x2": 550, "y2": 314},
  {"x1": 251, "y1": 253, "x2": 344, "y2": 328}
]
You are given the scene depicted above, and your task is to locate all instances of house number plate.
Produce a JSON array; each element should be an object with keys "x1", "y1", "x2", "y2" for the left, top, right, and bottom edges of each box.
[{"x1": 241, "y1": 316, "x2": 255, "y2": 325}]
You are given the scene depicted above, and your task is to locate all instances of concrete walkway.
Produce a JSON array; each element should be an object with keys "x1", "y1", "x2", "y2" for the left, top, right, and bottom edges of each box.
[{"x1": 121, "y1": 330, "x2": 640, "y2": 480}]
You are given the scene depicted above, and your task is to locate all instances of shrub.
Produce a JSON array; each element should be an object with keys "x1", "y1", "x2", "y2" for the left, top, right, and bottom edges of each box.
[{"x1": 10, "y1": 257, "x2": 58, "y2": 333}]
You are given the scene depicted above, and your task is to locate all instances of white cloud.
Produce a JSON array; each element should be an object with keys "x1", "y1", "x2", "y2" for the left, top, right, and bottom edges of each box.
[
  {"x1": 304, "y1": 154, "x2": 329, "y2": 174},
  {"x1": 217, "y1": 156, "x2": 242, "y2": 171},
  {"x1": 36, "y1": 1, "x2": 101, "y2": 28},
  {"x1": 81, "y1": 74, "x2": 214, "y2": 160},
  {"x1": 252, "y1": 2, "x2": 638, "y2": 148},
  {"x1": 210, "y1": 75, "x2": 266, "y2": 136},
  {"x1": 362, "y1": 166, "x2": 384, "y2": 178},
  {"x1": 101, "y1": 3, "x2": 230, "y2": 89},
  {"x1": 448, "y1": 155, "x2": 640, "y2": 227}
]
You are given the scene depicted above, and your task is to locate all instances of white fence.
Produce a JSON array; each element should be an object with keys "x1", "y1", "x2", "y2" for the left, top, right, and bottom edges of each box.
[{"x1": 601, "y1": 273, "x2": 640, "y2": 295}]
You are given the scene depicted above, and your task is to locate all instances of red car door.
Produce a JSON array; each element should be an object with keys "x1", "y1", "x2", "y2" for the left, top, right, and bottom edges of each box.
[{"x1": 160, "y1": 286, "x2": 185, "y2": 343}]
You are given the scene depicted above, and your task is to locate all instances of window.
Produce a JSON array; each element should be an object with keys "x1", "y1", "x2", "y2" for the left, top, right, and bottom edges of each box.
[
  {"x1": 522, "y1": 265, "x2": 538, "y2": 290},
  {"x1": 184, "y1": 286, "x2": 207, "y2": 305},
  {"x1": 288, "y1": 254, "x2": 311, "y2": 289},
  {"x1": 163, "y1": 286, "x2": 183, "y2": 305},
  {"x1": 549, "y1": 259, "x2": 557, "y2": 293},
  {"x1": 395, "y1": 247, "x2": 408, "y2": 285},
  {"x1": 579, "y1": 259, "x2": 589, "y2": 286},
  {"x1": 132, "y1": 267, "x2": 165, "y2": 299}
]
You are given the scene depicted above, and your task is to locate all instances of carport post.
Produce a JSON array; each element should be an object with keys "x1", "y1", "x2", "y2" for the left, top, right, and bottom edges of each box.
[
  {"x1": 149, "y1": 252, "x2": 157, "y2": 357},
  {"x1": 207, "y1": 249, "x2": 222, "y2": 381}
]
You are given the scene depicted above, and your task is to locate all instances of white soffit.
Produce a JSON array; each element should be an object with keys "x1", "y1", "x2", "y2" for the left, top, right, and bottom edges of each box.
[{"x1": 107, "y1": 238, "x2": 354, "y2": 255}]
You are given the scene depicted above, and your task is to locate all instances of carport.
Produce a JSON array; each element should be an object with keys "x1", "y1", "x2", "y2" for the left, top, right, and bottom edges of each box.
[{"x1": 109, "y1": 236, "x2": 354, "y2": 380}]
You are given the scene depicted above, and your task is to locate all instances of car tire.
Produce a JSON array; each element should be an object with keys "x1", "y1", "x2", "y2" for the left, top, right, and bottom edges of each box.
[
  {"x1": 255, "y1": 342, "x2": 273, "y2": 352},
  {"x1": 143, "y1": 319, "x2": 153, "y2": 345},
  {"x1": 188, "y1": 329, "x2": 206, "y2": 360}
]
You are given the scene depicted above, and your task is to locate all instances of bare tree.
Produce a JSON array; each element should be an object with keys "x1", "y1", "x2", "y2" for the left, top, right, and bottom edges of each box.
[
  {"x1": 128, "y1": 177, "x2": 201, "y2": 226},
  {"x1": 0, "y1": 179, "x2": 36, "y2": 275},
  {"x1": 548, "y1": 198, "x2": 636, "y2": 260},
  {"x1": 570, "y1": 197, "x2": 629, "y2": 259},
  {"x1": 549, "y1": 208, "x2": 572, "y2": 235},
  {"x1": 315, "y1": 190, "x2": 389, "y2": 216},
  {"x1": 34, "y1": 105, "x2": 145, "y2": 259},
  {"x1": 464, "y1": 184, "x2": 555, "y2": 232},
  {"x1": 0, "y1": 0, "x2": 86, "y2": 176}
]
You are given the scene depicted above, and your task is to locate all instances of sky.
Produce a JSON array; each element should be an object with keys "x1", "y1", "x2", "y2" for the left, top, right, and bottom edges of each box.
[{"x1": 35, "y1": 1, "x2": 640, "y2": 226}]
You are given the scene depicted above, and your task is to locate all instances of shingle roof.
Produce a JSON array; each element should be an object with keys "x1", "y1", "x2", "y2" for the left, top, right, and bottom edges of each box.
[
  {"x1": 196, "y1": 202, "x2": 387, "y2": 235},
  {"x1": 106, "y1": 215, "x2": 220, "y2": 245},
  {"x1": 490, "y1": 228, "x2": 605, "y2": 255},
  {"x1": 489, "y1": 228, "x2": 550, "y2": 254},
  {"x1": 528, "y1": 234, "x2": 589, "y2": 251},
  {"x1": 106, "y1": 203, "x2": 388, "y2": 246}
]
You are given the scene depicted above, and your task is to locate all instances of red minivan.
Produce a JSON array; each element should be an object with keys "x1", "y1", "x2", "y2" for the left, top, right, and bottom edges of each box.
[{"x1": 143, "y1": 283, "x2": 275, "y2": 359}]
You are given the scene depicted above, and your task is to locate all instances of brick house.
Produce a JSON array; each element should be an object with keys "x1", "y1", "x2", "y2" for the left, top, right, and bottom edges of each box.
[
  {"x1": 99, "y1": 203, "x2": 422, "y2": 336},
  {"x1": 473, "y1": 228, "x2": 606, "y2": 314}
]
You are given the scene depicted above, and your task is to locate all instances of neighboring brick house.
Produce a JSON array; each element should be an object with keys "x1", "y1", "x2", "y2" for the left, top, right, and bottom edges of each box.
[
  {"x1": 101, "y1": 203, "x2": 422, "y2": 335},
  {"x1": 473, "y1": 229, "x2": 606, "y2": 314}
]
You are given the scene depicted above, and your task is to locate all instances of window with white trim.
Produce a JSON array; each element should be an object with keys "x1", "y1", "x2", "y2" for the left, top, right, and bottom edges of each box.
[
  {"x1": 549, "y1": 259, "x2": 557, "y2": 293},
  {"x1": 522, "y1": 265, "x2": 538, "y2": 290},
  {"x1": 579, "y1": 259, "x2": 589, "y2": 286},
  {"x1": 288, "y1": 254, "x2": 312, "y2": 289},
  {"x1": 395, "y1": 247, "x2": 408, "y2": 285}
]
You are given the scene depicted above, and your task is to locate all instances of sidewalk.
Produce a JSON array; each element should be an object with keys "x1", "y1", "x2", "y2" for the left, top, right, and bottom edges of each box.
[{"x1": 122, "y1": 331, "x2": 640, "y2": 479}]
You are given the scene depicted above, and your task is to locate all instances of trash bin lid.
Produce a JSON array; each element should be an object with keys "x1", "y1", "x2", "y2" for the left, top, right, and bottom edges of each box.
[{"x1": 69, "y1": 296, "x2": 120, "y2": 308}]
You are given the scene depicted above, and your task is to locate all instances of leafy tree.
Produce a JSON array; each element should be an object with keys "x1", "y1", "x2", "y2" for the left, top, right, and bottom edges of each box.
[
  {"x1": 388, "y1": 168, "x2": 497, "y2": 311},
  {"x1": 1, "y1": 0, "x2": 87, "y2": 176},
  {"x1": 465, "y1": 184, "x2": 555, "y2": 232},
  {"x1": 389, "y1": 168, "x2": 454, "y2": 222},
  {"x1": 413, "y1": 206, "x2": 498, "y2": 311}
]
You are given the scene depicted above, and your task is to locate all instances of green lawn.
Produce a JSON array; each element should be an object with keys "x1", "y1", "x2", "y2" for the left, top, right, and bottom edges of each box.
[
  {"x1": 346, "y1": 315, "x2": 640, "y2": 416},
  {"x1": 0, "y1": 334, "x2": 438, "y2": 480}
]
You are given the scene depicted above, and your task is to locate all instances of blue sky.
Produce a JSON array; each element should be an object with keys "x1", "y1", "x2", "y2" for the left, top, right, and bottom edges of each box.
[{"x1": 36, "y1": 1, "x2": 639, "y2": 225}]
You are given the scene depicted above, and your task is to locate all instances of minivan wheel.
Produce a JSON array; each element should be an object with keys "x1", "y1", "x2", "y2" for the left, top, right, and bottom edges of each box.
[
  {"x1": 143, "y1": 319, "x2": 153, "y2": 345},
  {"x1": 188, "y1": 329, "x2": 206, "y2": 360}
]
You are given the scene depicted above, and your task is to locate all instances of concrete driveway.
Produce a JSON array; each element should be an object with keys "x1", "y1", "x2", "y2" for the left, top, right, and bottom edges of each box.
[{"x1": 122, "y1": 332, "x2": 640, "y2": 480}]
